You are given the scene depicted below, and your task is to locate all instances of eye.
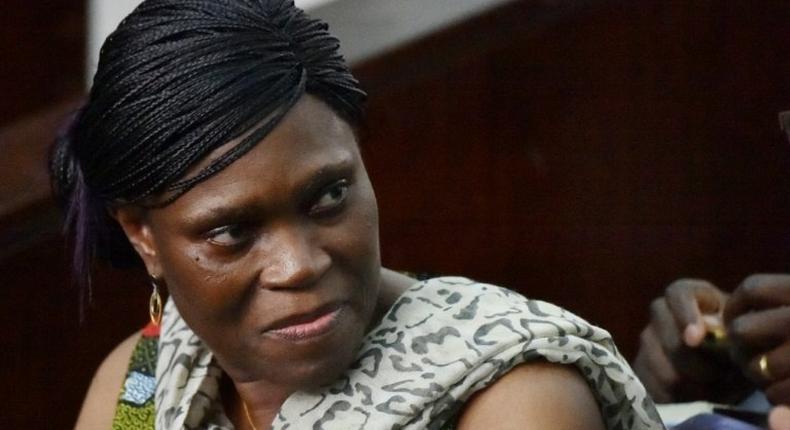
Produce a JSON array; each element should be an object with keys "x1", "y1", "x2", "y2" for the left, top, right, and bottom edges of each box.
[
  {"x1": 310, "y1": 180, "x2": 349, "y2": 215},
  {"x1": 205, "y1": 224, "x2": 253, "y2": 247}
]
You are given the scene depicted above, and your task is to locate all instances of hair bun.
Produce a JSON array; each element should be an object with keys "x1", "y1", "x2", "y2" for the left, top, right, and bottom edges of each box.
[{"x1": 49, "y1": 108, "x2": 84, "y2": 210}]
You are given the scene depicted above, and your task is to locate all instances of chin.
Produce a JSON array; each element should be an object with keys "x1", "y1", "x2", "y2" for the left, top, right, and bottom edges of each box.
[
  {"x1": 264, "y1": 305, "x2": 369, "y2": 390},
  {"x1": 275, "y1": 339, "x2": 363, "y2": 392}
]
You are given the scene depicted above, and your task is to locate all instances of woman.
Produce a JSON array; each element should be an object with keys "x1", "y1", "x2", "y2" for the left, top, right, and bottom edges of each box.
[{"x1": 53, "y1": 1, "x2": 663, "y2": 429}]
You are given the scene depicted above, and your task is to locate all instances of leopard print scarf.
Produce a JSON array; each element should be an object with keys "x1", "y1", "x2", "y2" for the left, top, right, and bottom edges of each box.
[{"x1": 155, "y1": 276, "x2": 664, "y2": 429}]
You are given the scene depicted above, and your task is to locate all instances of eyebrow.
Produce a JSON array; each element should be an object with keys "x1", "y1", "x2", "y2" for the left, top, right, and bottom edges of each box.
[
  {"x1": 184, "y1": 154, "x2": 356, "y2": 230},
  {"x1": 298, "y1": 157, "x2": 355, "y2": 202}
]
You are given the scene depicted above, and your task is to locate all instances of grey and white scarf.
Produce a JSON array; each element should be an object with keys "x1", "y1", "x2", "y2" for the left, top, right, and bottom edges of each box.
[{"x1": 155, "y1": 276, "x2": 665, "y2": 429}]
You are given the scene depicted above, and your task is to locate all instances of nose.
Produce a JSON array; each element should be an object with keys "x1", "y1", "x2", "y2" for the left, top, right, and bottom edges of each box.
[{"x1": 258, "y1": 224, "x2": 330, "y2": 290}]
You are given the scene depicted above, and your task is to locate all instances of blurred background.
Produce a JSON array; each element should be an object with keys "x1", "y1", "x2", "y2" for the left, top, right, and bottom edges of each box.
[{"x1": 2, "y1": 0, "x2": 790, "y2": 427}]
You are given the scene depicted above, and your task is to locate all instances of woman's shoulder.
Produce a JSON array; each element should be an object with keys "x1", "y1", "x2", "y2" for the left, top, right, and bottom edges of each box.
[
  {"x1": 384, "y1": 275, "x2": 663, "y2": 429},
  {"x1": 74, "y1": 330, "x2": 142, "y2": 430},
  {"x1": 394, "y1": 275, "x2": 599, "y2": 330},
  {"x1": 455, "y1": 361, "x2": 606, "y2": 430}
]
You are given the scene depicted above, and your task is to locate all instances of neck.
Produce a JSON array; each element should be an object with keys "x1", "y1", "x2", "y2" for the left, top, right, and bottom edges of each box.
[
  {"x1": 372, "y1": 268, "x2": 416, "y2": 323},
  {"x1": 222, "y1": 375, "x2": 290, "y2": 430}
]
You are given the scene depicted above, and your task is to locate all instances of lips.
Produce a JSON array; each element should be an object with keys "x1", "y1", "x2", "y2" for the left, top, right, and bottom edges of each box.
[{"x1": 264, "y1": 302, "x2": 345, "y2": 341}]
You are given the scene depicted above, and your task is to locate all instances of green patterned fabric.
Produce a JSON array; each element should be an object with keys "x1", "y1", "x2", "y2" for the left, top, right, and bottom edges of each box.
[{"x1": 111, "y1": 323, "x2": 159, "y2": 429}]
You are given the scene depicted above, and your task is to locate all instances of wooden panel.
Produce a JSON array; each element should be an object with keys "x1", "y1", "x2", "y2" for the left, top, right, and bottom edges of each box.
[
  {"x1": 0, "y1": 238, "x2": 148, "y2": 428},
  {"x1": 0, "y1": 1, "x2": 85, "y2": 126},
  {"x1": 355, "y1": 0, "x2": 790, "y2": 357},
  {"x1": 0, "y1": 100, "x2": 83, "y2": 258}
]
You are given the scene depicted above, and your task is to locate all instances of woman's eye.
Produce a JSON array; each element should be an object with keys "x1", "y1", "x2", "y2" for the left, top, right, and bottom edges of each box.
[
  {"x1": 311, "y1": 181, "x2": 349, "y2": 215},
  {"x1": 205, "y1": 224, "x2": 251, "y2": 247}
]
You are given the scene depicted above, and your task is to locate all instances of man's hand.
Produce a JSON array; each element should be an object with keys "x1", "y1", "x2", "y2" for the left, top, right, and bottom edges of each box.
[
  {"x1": 634, "y1": 279, "x2": 750, "y2": 403},
  {"x1": 724, "y1": 274, "x2": 790, "y2": 405}
]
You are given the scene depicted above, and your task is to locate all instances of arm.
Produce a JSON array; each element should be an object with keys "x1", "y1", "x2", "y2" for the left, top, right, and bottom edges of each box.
[
  {"x1": 455, "y1": 362, "x2": 605, "y2": 430},
  {"x1": 74, "y1": 331, "x2": 141, "y2": 430}
]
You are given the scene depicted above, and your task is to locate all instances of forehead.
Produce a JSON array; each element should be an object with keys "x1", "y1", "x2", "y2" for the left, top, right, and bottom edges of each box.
[{"x1": 163, "y1": 95, "x2": 359, "y2": 213}]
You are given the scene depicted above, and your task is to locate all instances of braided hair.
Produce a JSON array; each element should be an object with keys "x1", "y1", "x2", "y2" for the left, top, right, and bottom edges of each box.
[{"x1": 49, "y1": 0, "x2": 367, "y2": 303}]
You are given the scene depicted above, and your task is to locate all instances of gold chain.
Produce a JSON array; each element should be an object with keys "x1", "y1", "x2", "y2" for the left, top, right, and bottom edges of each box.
[{"x1": 242, "y1": 400, "x2": 259, "y2": 430}]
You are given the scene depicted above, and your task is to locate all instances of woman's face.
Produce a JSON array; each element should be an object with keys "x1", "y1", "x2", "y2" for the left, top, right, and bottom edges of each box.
[{"x1": 124, "y1": 95, "x2": 381, "y2": 390}]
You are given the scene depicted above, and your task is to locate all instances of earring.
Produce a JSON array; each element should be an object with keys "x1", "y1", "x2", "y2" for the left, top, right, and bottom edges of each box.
[{"x1": 149, "y1": 277, "x2": 163, "y2": 326}]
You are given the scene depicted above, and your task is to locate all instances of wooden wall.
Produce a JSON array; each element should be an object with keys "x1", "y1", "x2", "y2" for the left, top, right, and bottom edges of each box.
[
  {"x1": 2, "y1": 0, "x2": 790, "y2": 427},
  {"x1": 360, "y1": 0, "x2": 790, "y2": 353},
  {"x1": 0, "y1": 1, "x2": 84, "y2": 125}
]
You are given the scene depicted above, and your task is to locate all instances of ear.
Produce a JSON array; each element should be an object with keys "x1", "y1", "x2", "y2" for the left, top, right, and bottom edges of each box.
[{"x1": 112, "y1": 206, "x2": 162, "y2": 278}]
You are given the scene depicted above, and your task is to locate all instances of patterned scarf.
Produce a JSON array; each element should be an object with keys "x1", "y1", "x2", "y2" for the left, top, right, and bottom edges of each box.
[{"x1": 155, "y1": 276, "x2": 665, "y2": 429}]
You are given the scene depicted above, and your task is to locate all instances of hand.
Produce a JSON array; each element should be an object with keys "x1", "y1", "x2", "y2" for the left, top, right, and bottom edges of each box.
[
  {"x1": 769, "y1": 405, "x2": 790, "y2": 430},
  {"x1": 723, "y1": 274, "x2": 790, "y2": 405},
  {"x1": 634, "y1": 279, "x2": 750, "y2": 403}
]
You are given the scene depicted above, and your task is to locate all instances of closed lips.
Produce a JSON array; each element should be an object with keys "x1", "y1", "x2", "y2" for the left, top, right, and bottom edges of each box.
[{"x1": 265, "y1": 302, "x2": 345, "y2": 341}]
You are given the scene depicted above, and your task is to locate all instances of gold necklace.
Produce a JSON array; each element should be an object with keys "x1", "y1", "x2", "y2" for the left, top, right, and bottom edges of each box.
[{"x1": 242, "y1": 400, "x2": 259, "y2": 430}]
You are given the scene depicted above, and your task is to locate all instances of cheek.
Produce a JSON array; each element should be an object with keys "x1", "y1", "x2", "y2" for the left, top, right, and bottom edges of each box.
[
  {"x1": 349, "y1": 190, "x2": 382, "y2": 305},
  {"x1": 158, "y1": 241, "x2": 248, "y2": 323},
  {"x1": 345, "y1": 186, "x2": 380, "y2": 264}
]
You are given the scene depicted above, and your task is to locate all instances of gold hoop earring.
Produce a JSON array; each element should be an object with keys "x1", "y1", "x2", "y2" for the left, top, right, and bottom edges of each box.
[{"x1": 149, "y1": 277, "x2": 163, "y2": 326}]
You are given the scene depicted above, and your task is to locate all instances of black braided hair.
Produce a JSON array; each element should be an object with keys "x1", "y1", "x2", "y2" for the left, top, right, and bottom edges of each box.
[{"x1": 49, "y1": 0, "x2": 367, "y2": 302}]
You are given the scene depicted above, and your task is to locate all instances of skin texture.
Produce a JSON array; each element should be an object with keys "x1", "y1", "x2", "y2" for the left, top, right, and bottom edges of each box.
[
  {"x1": 634, "y1": 274, "x2": 790, "y2": 408},
  {"x1": 455, "y1": 362, "x2": 606, "y2": 430},
  {"x1": 78, "y1": 95, "x2": 607, "y2": 429},
  {"x1": 770, "y1": 405, "x2": 790, "y2": 430},
  {"x1": 74, "y1": 331, "x2": 141, "y2": 430}
]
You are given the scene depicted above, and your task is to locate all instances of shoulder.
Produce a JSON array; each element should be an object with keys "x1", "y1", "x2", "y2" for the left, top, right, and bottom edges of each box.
[
  {"x1": 455, "y1": 361, "x2": 606, "y2": 430},
  {"x1": 74, "y1": 330, "x2": 142, "y2": 430}
]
